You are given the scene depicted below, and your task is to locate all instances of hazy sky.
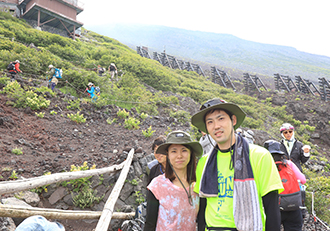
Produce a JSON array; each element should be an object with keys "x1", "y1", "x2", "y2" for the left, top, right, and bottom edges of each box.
[{"x1": 77, "y1": 0, "x2": 330, "y2": 57}]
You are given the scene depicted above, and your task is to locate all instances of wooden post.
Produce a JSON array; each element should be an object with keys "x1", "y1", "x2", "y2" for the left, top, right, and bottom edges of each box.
[
  {"x1": 95, "y1": 148, "x2": 134, "y2": 231},
  {"x1": 0, "y1": 204, "x2": 134, "y2": 220},
  {"x1": 0, "y1": 162, "x2": 125, "y2": 195},
  {"x1": 37, "y1": 10, "x2": 40, "y2": 27}
]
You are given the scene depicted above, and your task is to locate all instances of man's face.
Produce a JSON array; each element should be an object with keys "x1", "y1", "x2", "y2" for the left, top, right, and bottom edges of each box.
[
  {"x1": 283, "y1": 129, "x2": 294, "y2": 140},
  {"x1": 205, "y1": 109, "x2": 236, "y2": 149},
  {"x1": 154, "y1": 145, "x2": 166, "y2": 166}
]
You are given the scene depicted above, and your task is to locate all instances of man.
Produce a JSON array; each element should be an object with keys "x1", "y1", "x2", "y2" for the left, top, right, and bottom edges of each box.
[
  {"x1": 279, "y1": 123, "x2": 310, "y2": 172},
  {"x1": 191, "y1": 98, "x2": 283, "y2": 231},
  {"x1": 147, "y1": 135, "x2": 166, "y2": 184}
]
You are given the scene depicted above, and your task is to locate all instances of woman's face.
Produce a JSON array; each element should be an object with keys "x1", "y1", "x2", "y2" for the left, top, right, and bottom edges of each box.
[
  {"x1": 154, "y1": 145, "x2": 166, "y2": 166},
  {"x1": 167, "y1": 144, "x2": 191, "y2": 171},
  {"x1": 283, "y1": 129, "x2": 294, "y2": 140}
]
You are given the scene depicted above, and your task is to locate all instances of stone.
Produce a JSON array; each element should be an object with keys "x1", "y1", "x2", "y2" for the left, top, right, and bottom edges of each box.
[
  {"x1": 119, "y1": 182, "x2": 134, "y2": 202},
  {"x1": 62, "y1": 194, "x2": 74, "y2": 206},
  {"x1": 48, "y1": 187, "x2": 68, "y2": 205},
  {"x1": 133, "y1": 161, "x2": 143, "y2": 177},
  {"x1": 14, "y1": 191, "x2": 40, "y2": 207},
  {"x1": 0, "y1": 217, "x2": 16, "y2": 231}
]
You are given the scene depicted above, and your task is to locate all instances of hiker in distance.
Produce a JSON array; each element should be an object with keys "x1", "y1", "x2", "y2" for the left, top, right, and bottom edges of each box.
[
  {"x1": 279, "y1": 123, "x2": 311, "y2": 172},
  {"x1": 108, "y1": 63, "x2": 117, "y2": 81},
  {"x1": 86, "y1": 82, "x2": 97, "y2": 102},
  {"x1": 47, "y1": 65, "x2": 58, "y2": 91},
  {"x1": 144, "y1": 130, "x2": 202, "y2": 231},
  {"x1": 264, "y1": 140, "x2": 306, "y2": 231},
  {"x1": 191, "y1": 98, "x2": 284, "y2": 231},
  {"x1": 8, "y1": 60, "x2": 22, "y2": 80}
]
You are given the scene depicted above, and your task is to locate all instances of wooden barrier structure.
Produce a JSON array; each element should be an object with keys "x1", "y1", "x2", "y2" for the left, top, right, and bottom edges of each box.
[
  {"x1": 319, "y1": 77, "x2": 330, "y2": 101},
  {"x1": 138, "y1": 46, "x2": 329, "y2": 101},
  {"x1": 137, "y1": 46, "x2": 151, "y2": 59},
  {"x1": 274, "y1": 73, "x2": 299, "y2": 92},
  {"x1": 0, "y1": 149, "x2": 135, "y2": 229},
  {"x1": 243, "y1": 73, "x2": 268, "y2": 92},
  {"x1": 295, "y1": 75, "x2": 320, "y2": 95},
  {"x1": 138, "y1": 46, "x2": 205, "y2": 76},
  {"x1": 211, "y1": 66, "x2": 236, "y2": 90}
]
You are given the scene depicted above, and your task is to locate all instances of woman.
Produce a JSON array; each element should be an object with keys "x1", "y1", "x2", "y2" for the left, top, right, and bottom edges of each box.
[
  {"x1": 144, "y1": 130, "x2": 202, "y2": 231},
  {"x1": 279, "y1": 123, "x2": 310, "y2": 172},
  {"x1": 264, "y1": 140, "x2": 306, "y2": 231},
  {"x1": 147, "y1": 136, "x2": 166, "y2": 185}
]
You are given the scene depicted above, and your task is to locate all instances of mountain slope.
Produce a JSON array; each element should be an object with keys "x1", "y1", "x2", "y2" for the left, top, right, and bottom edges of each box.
[{"x1": 89, "y1": 24, "x2": 330, "y2": 82}]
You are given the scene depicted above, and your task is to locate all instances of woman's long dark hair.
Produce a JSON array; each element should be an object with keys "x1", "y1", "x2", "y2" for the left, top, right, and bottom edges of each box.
[{"x1": 165, "y1": 144, "x2": 197, "y2": 184}]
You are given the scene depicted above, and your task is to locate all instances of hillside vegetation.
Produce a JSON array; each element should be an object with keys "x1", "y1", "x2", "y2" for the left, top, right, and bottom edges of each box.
[
  {"x1": 1, "y1": 12, "x2": 330, "y2": 224},
  {"x1": 0, "y1": 12, "x2": 307, "y2": 133},
  {"x1": 91, "y1": 23, "x2": 330, "y2": 82}
]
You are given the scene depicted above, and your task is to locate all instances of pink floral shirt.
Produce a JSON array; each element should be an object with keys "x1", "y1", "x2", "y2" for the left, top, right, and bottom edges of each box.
[{"x1": 148, "y1": 174, "x2": 199, "y2": 231}]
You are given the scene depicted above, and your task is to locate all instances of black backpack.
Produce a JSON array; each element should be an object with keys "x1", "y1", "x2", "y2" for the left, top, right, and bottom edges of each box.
[{"x1": 7, "y1": 62, "x2": 16, "y2": 71}]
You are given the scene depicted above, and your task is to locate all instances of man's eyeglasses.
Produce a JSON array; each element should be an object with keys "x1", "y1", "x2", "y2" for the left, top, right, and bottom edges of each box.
[
  {"x1": 283, "y1": 130, "x2": 293, "y2": 135},
  {"x1": 200, "y1": 98, "x2": 226, "y2": 110}
]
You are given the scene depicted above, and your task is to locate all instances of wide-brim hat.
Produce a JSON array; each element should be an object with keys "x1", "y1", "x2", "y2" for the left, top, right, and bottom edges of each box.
[
  {"x1": 156, "y1": 130, "x2": 203, "y2": 157},
  {"x1": 191, "y1": 98, "x2": 246, "y2": 133}
]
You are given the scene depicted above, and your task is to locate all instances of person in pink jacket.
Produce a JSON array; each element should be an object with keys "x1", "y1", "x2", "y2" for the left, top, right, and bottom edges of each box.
[{"x1": 264, "y1": 139, "x2": 306, "y2": 231}]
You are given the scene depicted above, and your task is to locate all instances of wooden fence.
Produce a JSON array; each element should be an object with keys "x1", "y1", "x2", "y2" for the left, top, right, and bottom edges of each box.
[{"x1": 0, "y1": 148, "x2": 135, "y2": 230}]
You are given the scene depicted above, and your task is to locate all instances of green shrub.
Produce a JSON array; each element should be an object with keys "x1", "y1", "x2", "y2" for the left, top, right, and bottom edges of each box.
[
  {"x1": 11, "y1": 147, "x2": 23, "y2": 155},
  {"x1": 50, "y1": 110, "x2": 57, "y2": 115},
  {"x1": 72, "y1": 185, "x2": 104, "y2": 209},
  {"x1": 67, "y1": 111, "x2": 86, "y2": 123},
  {"x1": 66, "y1": 99, "x2": 80, "y2": 110},
  {"x1": 124, "y1": 117, "x2": 140, "y2": 130},
  {"x1": 142, "y1": 126, "x2": 155, "y2": 138},
  {"x1": 34, "y1": 86, "x2": 56, "y2": 97},
  {"x1": 140, "y1": 112, "x2": 148, "y2": 120},
  {"x1": 0, "y1": 76, "x2": 10, "y2": 85},
  {"x1": 133, "y1": 190, "x2": 145, "y2": 204},
  {"x1": 169, "y1": 110, "x2": 190, "y2": 124},
  {"x1": 35, "y1": 112, "x2": 45, "y2": 118},
  {"x1": 117, "y1": 109, "x2": 130, "y2": 119},
  {"x1": 305, "y1": 174, "x2": 330, "y2": 224},
  {"x1": 9, "y1": 170, "x2": 18, "y2": 180},
  {"x1": 2, "y1": 81, "x2": 50, "y2": 110},
  {"x1": 106, "y1": 117, "x2": 117, "y2": 125}
]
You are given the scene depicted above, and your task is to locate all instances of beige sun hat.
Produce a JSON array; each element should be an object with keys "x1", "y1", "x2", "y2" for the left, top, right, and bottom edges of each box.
[{"x1": 191, "y1": 98, "x2": 246, "y2": 133}]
